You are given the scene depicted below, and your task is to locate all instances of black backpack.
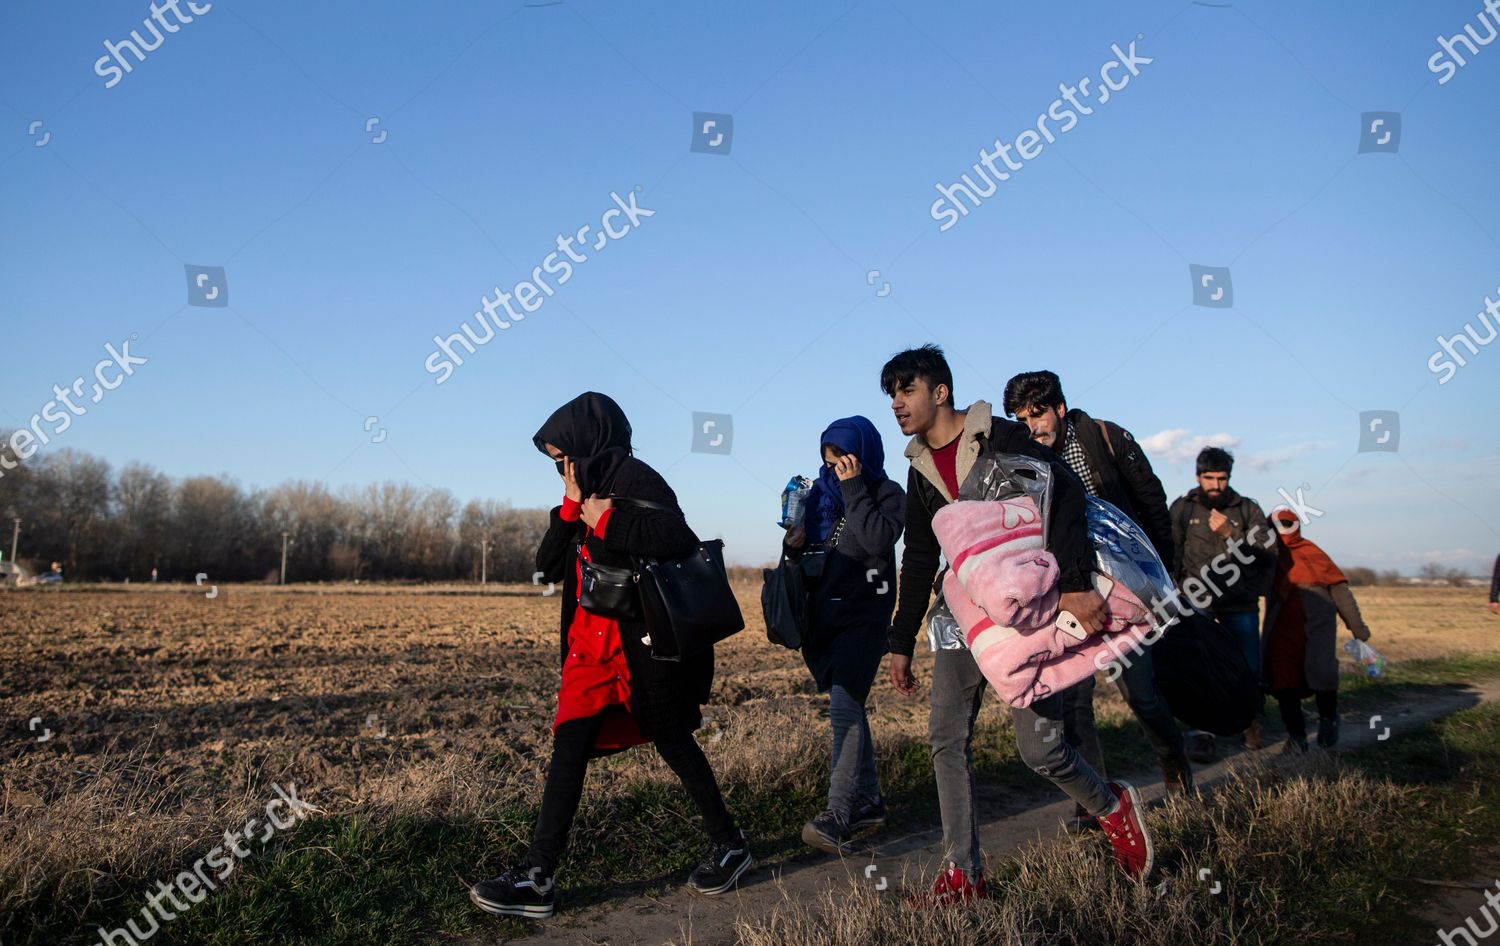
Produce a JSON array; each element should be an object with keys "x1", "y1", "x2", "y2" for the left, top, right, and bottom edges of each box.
[{"x1": 1151, "y1": 610, "x2": 1261, "y2": 735}]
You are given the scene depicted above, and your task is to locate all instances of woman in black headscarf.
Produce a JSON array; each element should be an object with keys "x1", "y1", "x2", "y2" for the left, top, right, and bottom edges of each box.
[{"x1": 469, "y1": 392, "x2": 751, "y2": 920}]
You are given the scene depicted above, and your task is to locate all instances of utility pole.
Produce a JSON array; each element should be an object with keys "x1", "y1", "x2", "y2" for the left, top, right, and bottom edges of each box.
[
  {"x1": 280, "y1": 532, "x2": 291, "y2": 585},
  {"x1": 480, "y1": 540, "x2": 490, "y2": 586}
]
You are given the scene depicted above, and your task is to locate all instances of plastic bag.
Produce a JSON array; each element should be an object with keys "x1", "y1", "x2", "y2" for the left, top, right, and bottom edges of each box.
[
  {"x1": 1086, "y1": 497, "x2": 1176, "y2": 629},
  {"x1": 959, "y1": 453, "x2": 1053, "y2": 537},
  {"x1": 1343, "y1": 638, "x2": 1386, "y2": 679},
  {"x1": 925, "y1": 584, "x2": 966, "y2": 651}
]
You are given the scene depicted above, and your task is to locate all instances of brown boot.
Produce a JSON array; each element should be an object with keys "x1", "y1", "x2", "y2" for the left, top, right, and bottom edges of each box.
[{"x1": 1244, "y1": 719, "x2": 1262, "y2": 751}]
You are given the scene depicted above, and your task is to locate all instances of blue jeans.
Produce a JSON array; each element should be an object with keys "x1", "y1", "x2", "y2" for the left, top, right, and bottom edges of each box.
[
  {"x1": 1214, "y1": 607, "x2": 1265, "y2": 717},
  {"x1": 827, "y1": 684, "x2": 880, "y2": 819}
]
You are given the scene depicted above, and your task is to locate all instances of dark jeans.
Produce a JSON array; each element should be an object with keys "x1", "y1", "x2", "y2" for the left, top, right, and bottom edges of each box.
[
  {"x1": 1275, "y1": 690, "x2": 1337, "y2": 741},
  {"x1": 527, "y1": 713, "x2": 737, "y2": 875},
  {"x1": 1062, "y1": 643, "x2": 1186, "y2": 783}
]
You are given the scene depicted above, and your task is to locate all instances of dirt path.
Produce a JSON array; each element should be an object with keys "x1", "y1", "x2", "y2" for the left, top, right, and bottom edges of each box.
[{"x1": 476, "y1": 677, "x2": 1500, "y2": 946}]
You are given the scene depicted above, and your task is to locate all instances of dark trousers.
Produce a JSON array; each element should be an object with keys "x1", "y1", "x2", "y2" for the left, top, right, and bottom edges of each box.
[
  {"x1": 1275, "y1": 690, "x2": 1337, "y2": 741},
  {"x1": 527, "y1": 712, "x2": 737, "y2": 875}
]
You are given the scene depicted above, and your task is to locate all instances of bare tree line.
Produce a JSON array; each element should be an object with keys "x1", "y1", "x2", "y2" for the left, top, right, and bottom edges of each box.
[{"x1": 0, "y1": 438, "x2": 549, "y2": 583}]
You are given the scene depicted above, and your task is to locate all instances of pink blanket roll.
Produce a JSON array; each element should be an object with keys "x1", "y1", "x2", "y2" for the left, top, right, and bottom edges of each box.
[{"x1": 933, "y1": 498, "x2": 1156, "y2": 708}]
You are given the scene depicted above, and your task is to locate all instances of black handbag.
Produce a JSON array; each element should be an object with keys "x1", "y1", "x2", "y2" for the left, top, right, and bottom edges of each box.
[
  {"x1": 576, "y1": 496, "x2": 744, "y2": 661},
  {"x1": 577, "y1": 552, "x2": 640, "y2": 621},
  {"x1": 637, "y1": 536, "x2": 744, "y2": 661},
  {"x1": 760, "y1": 552, "x2": 807, "y2": 650}
]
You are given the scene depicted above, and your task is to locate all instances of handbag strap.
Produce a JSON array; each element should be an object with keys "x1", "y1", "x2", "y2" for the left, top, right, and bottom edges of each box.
[
  {"x1": 607, "y1": 495, "x2": 677, "y2": 514},
  {"x1": 823, "y1": 516, "x2": 847, "y2": 550}
]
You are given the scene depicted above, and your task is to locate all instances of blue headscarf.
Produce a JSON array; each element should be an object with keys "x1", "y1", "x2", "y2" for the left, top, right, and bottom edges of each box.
[{"x1": 804, "y1": 415, "x2": 888, "y2": 543}]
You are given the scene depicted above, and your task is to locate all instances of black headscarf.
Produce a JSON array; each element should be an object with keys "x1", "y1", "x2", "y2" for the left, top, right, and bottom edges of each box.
[{"x1": 532, "y1": 392, "x2": 634, "y2": 497}]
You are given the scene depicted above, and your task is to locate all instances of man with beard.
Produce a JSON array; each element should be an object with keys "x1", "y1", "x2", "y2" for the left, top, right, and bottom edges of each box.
[
  {"x1": 1003, "y1": 370, "x2": 1192, "y2": 831},
  {"x1": 1169, "y1": 447, "x2": 1276, "y2": 760}
]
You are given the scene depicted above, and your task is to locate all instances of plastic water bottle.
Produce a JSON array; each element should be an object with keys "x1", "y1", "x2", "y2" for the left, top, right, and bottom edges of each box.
[{"x1": 780, "y1": 476, "x2": 812, "y2": 528}]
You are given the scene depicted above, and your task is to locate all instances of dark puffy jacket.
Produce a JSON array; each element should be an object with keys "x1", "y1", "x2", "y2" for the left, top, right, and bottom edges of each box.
[
  {"x1": 890, "y1": 401, "x2": 1095, "y2": 658},
  {"x1": 1066, "y1": 408, "x2": 1173, "y2": 561},
  {"x1": 1168, "y1": 486, "x2": 1276, "y2": 613},
  {"x1": 535, "y1": 457, "x2": 712, "y2": 746}
]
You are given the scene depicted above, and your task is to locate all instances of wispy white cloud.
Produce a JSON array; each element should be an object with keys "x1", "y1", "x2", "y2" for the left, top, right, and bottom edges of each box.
[
  {"x1": 1429, "y1": 437, "x2": 1470, "y2": 451},
  {"x1": 1240, "y1": 442, "x2": 1326, "y2": 473},
  {"x1": 1139, "y1": 428, "x2": 1241, "y2": 464}
]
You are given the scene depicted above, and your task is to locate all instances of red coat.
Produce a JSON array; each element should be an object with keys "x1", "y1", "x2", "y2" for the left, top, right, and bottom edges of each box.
[{"x1": 554, "y1": 497, "x2": 646, "y2": 751}]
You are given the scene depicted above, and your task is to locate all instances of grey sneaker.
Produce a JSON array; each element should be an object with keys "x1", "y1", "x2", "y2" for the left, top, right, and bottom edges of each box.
[
  {"x1": 849, "y1": 795, "x2": 887, "y2": 831},
  {"x1": 801, "y1": 809, "x2": 852, "y2": 854}
]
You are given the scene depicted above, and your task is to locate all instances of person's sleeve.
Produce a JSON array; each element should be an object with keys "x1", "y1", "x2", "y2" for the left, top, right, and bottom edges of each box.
[
  {"x1": 536, "y1": 503, "x2": 585, "y2": 583},
  {"x1": 1169, "y1": 496, "x2": 1186, "y2": 582},
  {"x1": 998, "y1": 424, "x2": 1095, "y2": 592},
  {"x1": 1114, "y1": 424, "x2": 1174, "y2": 563},
  {"x1": 597, "y1": 501, "x2": 699, "y2": 559},
  {"x1": 1243, "y1": 500, "x2": 1277, "y2": 564},
  {"x1": 1330, "y1": 581, "x2": 1371, "y2": 640},
  {"x1": 1491, "y1": 554, "x2": 1499, "y2": 603},
  {"x1": 890, "y1": 467, "x2": 937, "y2": 657},
  {"x1": 835, "y1": 476, "x2": 905, "y2": 560}
]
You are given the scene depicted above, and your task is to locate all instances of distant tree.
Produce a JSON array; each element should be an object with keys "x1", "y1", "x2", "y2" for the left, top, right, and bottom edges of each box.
[
  {"x1": 1418, "y1": 562, "x2": 1469, "y2": 586},
  {"x1": 1344, "y1": 566, "x2": 1378, "y2": 587},
  {"x1": 0, "y1": 440, "x2": 547, "y2": 582}
]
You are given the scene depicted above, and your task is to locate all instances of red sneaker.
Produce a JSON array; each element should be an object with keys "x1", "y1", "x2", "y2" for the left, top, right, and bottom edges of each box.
[
  {"x1": 1097, "y1": 781, "x2": 1154, "y2": 881},
  {"x1": 903, "y1": 863, "x2": 988, "y2": 909}
]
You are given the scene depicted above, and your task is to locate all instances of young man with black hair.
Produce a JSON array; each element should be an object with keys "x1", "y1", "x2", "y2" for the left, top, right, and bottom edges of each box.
[
  {"x1": 882, "y1": 345, "x2": 1155, "y2": 906},
  {"x1": 1003, "y1": 370, "x2": 1193, "y2": 830},
  {"x1": 1169, "y1": 446, "x2": 1276, "y2": 760}
]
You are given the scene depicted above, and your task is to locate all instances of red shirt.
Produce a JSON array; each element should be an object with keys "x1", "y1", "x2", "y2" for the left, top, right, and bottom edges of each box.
[
  {"x1": 931, "y1": 432, "x2": 962, "y2": 499},
  {"x1": 555, "y1": 497, "x2": 646, "y2": 750}
]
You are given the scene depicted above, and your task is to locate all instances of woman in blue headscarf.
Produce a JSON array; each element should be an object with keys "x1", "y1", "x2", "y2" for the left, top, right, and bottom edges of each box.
[{"x1": 782, "y1": 415, "x2": 906, "y2": 854}]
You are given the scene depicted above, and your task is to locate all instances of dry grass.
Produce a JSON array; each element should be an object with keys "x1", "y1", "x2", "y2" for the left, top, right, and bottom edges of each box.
[
  {"x1": 1, "y1": 584, "x2": 1496, "y2": 944},
  {"x1": 731, "y1": 758, "x2": 1415, "y2": 946}
]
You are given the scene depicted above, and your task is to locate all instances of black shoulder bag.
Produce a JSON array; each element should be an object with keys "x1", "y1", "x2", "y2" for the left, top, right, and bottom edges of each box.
[{"x1": 576, "y1": 497, "x2": 744, "y2": 661}]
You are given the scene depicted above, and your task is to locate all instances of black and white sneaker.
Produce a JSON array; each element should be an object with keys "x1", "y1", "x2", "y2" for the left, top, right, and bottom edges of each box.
[
  {"x1": 802, "y1": 809, "x2": 852, "y2": 854},
  {"x1": 688, "y1": 831, "x2": 753, "y2": 895},
  {"x1": 469, "y1": 863, "x2": 557, "y2": 920},
  {"x1": 849, "y1": 795, "x2": 887, "y2": 831}
]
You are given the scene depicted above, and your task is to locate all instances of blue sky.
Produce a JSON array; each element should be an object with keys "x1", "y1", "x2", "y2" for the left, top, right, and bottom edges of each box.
[{"x1": 1, "y1": 0, "x2": 1496, "y2": 572}]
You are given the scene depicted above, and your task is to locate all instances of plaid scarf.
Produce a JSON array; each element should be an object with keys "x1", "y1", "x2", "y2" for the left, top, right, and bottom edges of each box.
[{"x1": 1059, "y1": 423, "x2": 1100, "y2": 498}]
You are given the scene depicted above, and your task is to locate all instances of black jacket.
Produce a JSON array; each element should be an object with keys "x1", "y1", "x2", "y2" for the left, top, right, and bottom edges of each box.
[
  {"x1": 890, "y1": 402, "x2": 1095, "y2": 658},
  {"x1": 1066, "y1": 408, "x2": 1174, "y2": 561},
  {"x1": 1168, "y1": 486, "x2": 1276, "y2": 613},
  {"x1": 1491, "y1": 553, "x2": 1499, "y2": 604},
  {"x1": 787, "y1": 476, "x2": 905, "y2": 636},
  {"x1": 535, "y1": 457, "x2": 713, "y2": 745}
]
